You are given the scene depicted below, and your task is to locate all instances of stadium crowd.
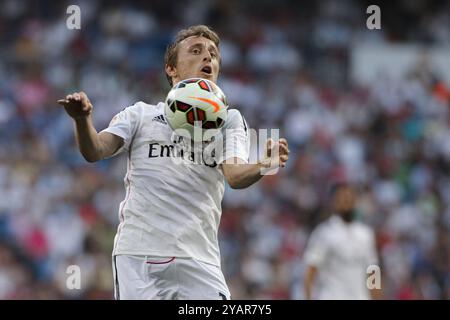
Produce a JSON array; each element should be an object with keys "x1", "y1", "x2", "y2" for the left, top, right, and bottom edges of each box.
[{"x1": 0, "y1": 0, "x2": 449, "y2": 299}]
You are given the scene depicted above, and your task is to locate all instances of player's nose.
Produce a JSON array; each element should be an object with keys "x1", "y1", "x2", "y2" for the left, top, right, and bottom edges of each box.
[{"x1": 202, "y1": 51, "x2": 212, "y2": 62}]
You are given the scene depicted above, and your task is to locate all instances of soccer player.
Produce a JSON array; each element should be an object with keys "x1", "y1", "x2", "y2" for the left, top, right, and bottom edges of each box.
[
  {"x1": 303, "y1": 183, "x2": 381, "y2": 300},
  {"x1": 57, "y1": 25, "x2": 289, "y2": 300}
]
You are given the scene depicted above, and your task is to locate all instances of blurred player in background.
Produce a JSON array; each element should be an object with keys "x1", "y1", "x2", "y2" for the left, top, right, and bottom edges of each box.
[
  {"x1": 57, "y1": 25, "x2": 289, "y2": 300},
  {"x1": 303, "y1": 183, "x2": 381, "y2": 300}
]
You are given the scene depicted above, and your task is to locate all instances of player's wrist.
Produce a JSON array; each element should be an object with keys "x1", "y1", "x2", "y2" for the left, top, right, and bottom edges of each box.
[
  {"x1": 258, "y1": 157, "x2": 272, "y2": 169},
  {"x1": 73, "y1": 114, "x2": 92, "y2": 123}
]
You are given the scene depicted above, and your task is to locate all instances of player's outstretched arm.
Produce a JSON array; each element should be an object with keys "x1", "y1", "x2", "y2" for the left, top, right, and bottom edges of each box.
[
  {"x1": 221, "y1": 138, "x2": 289, "y2": 189},
  {"x1": 57, "y1": 92, "x2": 123, "y2": 162}
]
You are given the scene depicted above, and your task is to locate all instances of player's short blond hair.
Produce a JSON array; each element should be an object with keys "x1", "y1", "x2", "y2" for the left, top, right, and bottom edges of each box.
[{"x1": 164, "y1": 25, "x2": 220, "y2": 86}]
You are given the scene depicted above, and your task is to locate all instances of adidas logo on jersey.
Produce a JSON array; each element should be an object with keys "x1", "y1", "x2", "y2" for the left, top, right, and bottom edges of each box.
[{"x1": 152, "y1": 115, "x2": 167, "y2": 124}]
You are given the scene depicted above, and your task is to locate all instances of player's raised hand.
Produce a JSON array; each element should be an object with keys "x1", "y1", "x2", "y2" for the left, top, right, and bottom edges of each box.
[
  {"x1": 57, "y1": 91, "x2": 93, "y2": 120},
  {"x1": 261, "y1": 138, "x2": 290, "y2": 169}
]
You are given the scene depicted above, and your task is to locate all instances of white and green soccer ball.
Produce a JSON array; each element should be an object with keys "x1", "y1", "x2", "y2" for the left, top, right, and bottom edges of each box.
[{"x1": 164, "y1": 78, "x2": 228, "y2": 141}]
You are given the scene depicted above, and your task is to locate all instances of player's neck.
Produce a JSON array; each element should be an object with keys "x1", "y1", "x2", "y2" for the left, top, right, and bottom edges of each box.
[{"x1": 335, "y1": 213, "x2": 355, "y2": 224}]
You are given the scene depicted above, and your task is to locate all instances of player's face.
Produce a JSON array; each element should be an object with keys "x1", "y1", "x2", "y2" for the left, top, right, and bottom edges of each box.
[
  {"x1": 166, "y1": 36, "x2": 220, "y2": 85},
  {"x1": 333, "y1": 187, "x2": 357, "y2": 221}
]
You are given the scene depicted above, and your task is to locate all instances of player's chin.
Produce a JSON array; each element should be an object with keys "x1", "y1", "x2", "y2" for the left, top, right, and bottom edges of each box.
[{"x1": 199, "y1": 72, "x2": 214, "y2": 81}]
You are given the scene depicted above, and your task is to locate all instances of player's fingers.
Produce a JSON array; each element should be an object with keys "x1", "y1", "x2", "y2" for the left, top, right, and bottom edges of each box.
[
  {"x1": 279, "y1": 138, "x2": 288, "y2": 145},
  {"x1": 57, "y1": 99, "x2": 68, "y2": 105},
  {"x1": 279, "y1": 140, "x2": 288, "y2": 151},
  {"x1": 80, "y1": 92, "x2": 92, "y2": 111},
  {"x1": 73, "y1": 92, "x2": 81, "y2": 101},
  {"x1": 266, "y1": 138, "x2": 274, "y2": 157},
  {"x1": 79, "y1": 91, "x2": 86, "y2": 98},
  {"x1": 83, "y1": 104, "x2": 93, "y2": 113},
  {"x1": 280, "y1": 154, "x2": 289, "y2": 162},
  {"x1": 279, "y1": 144, "x2": 289, "y2": 155},
  {"x1": 80, "y1": 93, "x2": 88, "y2": 106},
  {"x1": 66, "y1": 94, "x2": 73, "y2": 100}
]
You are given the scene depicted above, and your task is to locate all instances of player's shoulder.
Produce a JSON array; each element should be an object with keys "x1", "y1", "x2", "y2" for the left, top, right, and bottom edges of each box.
[
  {"x1": 124, "y1": 101, "x2": 162, "y2": 112},
  {"x1": 227, "y1": 108, "x2": 244, "y2": 121},
  {"x1": 223, "y1": 108, "x2": 247, "y2": 129},
  {"x1": 310, "y1": 218, "x2": 333, "y2": 238},
  {"x1": 353, "y1": 221, "x2": 375, "y2": 237},
  {"x1": 314, "y1": 216, "x2": 343, "y2": 237},
  {"x1": 120, "y1": 101, "x2": 164, "y2": 118}
]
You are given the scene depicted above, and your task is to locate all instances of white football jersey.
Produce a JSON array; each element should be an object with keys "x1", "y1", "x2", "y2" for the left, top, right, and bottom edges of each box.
[
  {"x1": 304, "y1": 215, "x2": 379, "y2": 300},
  {"x1": 101, "y1": 101, "x2": 250, "y2": 267}
]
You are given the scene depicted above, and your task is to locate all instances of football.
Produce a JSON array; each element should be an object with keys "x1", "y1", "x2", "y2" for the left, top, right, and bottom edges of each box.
[{"x1": 164, "y1": 78, "x2": 228, "y2": 141}]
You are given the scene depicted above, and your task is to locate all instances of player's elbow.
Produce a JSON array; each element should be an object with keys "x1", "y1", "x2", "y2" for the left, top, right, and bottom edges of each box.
[
  {"x1": 84, "y1": 156, "x2": 99, "y2": 163},
  {"x1": 227, "y1": 177, "x2": 248, "y2": 189},
  {"x1": 228, "y1": 180, "x2": 243, "y2": 189},
  {"x1": 225, "y1": 174, "x2": 239, "y2": 189},
  {"x1": 82, "y1": 152, "x2": 102, "y2": 163},
  {"x1": 223, "y1": 164, "x2": 253, "y2": 189}
]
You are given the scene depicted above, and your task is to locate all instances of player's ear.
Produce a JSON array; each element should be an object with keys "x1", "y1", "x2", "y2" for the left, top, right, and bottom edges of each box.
[{"x1": 165, "y1": 64, "x2": 177, "y2": 79}]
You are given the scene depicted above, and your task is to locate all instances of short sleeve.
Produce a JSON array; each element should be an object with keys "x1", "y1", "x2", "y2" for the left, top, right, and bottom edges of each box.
[
  {"x1": 217, "y1": 109, "x2": 250, "y2": 164},
  {"x1": 366, "y1": 229, "x2": 379, "y2": 266},
  {"x1": 100, "y1": 103, "x2": 141, "y2": 157},
  {"x1": 304, "y1": 225, "x2": 329, "y2": 268}
]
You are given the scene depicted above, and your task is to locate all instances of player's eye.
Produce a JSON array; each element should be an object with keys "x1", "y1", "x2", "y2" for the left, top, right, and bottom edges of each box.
[{"x1": 192, "y1": 48, "x2": 201, "y2": 54}]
